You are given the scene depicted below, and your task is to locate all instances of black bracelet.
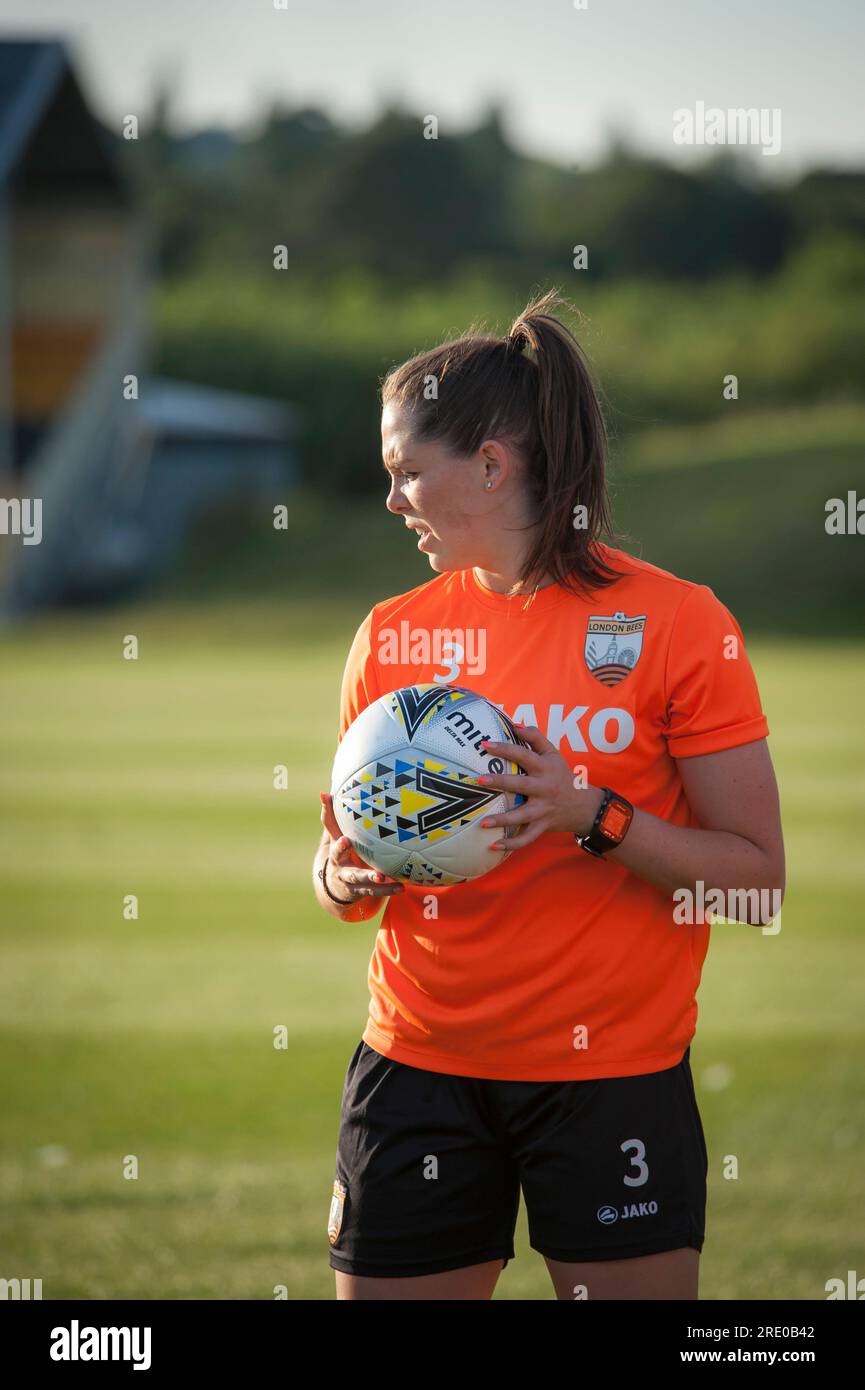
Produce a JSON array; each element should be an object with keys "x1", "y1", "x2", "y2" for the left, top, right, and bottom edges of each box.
[{"x1": 318, "y1": 858, "x2": 356, "y2": 907}]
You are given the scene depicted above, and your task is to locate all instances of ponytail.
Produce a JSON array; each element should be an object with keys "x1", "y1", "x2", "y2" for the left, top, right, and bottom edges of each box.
[{"x1": 381, "y1": 287, "x2": 620, "y2": 600}]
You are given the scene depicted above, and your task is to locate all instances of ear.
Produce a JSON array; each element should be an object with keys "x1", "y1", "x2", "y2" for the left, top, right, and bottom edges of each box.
[{"x1": 477, "y1": 437, "x2": 511, "y2": 489}]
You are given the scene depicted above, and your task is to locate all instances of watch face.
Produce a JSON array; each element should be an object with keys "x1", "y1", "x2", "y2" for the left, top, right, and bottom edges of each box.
[{"x1": 600, "y1": 799, "x2": 631, "y2": 842}]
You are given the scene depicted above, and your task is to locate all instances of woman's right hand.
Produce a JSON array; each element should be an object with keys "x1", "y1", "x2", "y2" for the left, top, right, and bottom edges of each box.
[{"x1": 319, "y1": 792, "x2": 405, "y2": 902}]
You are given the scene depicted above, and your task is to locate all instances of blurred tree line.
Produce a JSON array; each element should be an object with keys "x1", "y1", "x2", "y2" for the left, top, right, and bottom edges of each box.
[
  {"x1": 122, "y1": 91, "x2": 865, "y2": 286},
  {"x1": 115, "y1": 85, "x2": 865, "y2": 508}
]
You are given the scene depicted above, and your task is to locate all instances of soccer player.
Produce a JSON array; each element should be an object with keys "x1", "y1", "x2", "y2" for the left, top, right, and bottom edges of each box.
[{"x1": 313, "y1": 289, "x2": 785, "y2": 1300}]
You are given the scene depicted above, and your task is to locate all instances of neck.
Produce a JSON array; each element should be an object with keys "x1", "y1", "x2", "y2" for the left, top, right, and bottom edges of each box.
[{"x1": 474, "y1": 565, "x2": 556, "y2": 595}]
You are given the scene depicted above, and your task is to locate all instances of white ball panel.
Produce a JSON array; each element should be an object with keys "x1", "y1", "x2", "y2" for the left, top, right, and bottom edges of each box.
[{"x1": 331, "y1": 701, "x2": 407, "y2": 796}]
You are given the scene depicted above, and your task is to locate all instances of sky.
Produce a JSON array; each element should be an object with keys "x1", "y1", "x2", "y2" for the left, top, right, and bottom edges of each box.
[{"x1": 4, "y1": 0, "x2": 864, "y2": 178}]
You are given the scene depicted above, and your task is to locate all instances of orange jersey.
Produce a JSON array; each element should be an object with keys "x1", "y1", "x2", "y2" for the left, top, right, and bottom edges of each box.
[{"x1": 336, "y1": 546, "x2": 769, "y2": 1081}]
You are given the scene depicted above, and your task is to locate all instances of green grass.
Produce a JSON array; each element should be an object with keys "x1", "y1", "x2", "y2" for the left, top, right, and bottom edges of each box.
[{"x1": 0, "y1": 599, "x2": 863, "y2": 1300}]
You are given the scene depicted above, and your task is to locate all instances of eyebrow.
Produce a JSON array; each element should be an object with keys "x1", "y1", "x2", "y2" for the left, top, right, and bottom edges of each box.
[{"x1": 382, "y1": 458, "x2": 415, "y2": 472}]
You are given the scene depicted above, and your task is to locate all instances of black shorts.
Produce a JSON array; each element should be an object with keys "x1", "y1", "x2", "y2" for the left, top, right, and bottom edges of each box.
[{"x1": 328, "y1": 1040, "x2": 708, "y2": 1279}]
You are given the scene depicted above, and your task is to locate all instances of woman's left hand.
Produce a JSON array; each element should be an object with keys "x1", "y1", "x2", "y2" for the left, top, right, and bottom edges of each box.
[{"x1": 476, "y1": 723, "x2": 603, "y2": 850}]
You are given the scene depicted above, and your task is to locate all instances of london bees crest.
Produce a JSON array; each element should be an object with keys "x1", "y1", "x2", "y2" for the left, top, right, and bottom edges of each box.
[{"x1": 584, "y1": 612, "x2": 646, "y2": 686}]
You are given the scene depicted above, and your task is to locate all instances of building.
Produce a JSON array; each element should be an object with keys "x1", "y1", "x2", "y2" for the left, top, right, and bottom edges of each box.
[{"x1": 0, "y1": 37, "x2": 295, "y2": 613}]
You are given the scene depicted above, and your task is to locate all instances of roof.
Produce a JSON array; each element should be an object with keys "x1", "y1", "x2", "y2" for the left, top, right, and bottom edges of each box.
[
  {"x1": 136, "y1": 379, "x2": 296, "y2": 442},
  {"x1": 0, "y1": 37, "x2": 125, "y2": 193},
  {"x1": 0, "y1": 40, "x2": 66, "y2": 185}
]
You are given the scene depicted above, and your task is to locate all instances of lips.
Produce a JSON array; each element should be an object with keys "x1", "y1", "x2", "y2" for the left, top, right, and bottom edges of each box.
[{"x1": 406, "y1": 522, "x2": 433, "y2": 546}]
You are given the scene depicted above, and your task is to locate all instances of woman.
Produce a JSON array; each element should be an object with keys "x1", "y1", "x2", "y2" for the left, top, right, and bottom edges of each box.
[{"x1": 313, "y1": 289, "x2": 784, "y2": 1301}]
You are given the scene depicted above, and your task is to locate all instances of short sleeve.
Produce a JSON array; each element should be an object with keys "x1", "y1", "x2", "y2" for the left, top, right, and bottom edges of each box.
[
  {"x1": 338, "y1": 609, "x2": 382, "y2": 743},
  {"x1": 663, "y1": 585, "x2": 769, "y2": 758}
]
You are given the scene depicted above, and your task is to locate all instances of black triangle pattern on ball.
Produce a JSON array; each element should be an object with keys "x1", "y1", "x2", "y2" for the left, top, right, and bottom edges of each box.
[
  {"x1": 337, "y1": 751, "x2": 497, "y2": 845},
  {"x1": 391, "y1": 683, "x2": 475, "y2": 741},
  {"x1": 410, "y1": 767, "x2": 497, "y2": 834}
]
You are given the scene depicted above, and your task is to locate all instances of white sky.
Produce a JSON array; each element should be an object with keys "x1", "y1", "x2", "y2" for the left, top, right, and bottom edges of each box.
[{"x1": 5, "y1": 0, "x2": 864, "y2": 178}]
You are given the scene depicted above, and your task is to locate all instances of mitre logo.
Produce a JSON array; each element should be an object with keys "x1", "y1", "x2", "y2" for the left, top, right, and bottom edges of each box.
[{"x1": 585, "y1": 613, "x2": 646, "y2": 687}]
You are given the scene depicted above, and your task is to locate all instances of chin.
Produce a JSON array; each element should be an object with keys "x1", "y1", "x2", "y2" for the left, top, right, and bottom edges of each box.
[{"x1": 425, "y1": 553, "x2": 454, "y2": 572}]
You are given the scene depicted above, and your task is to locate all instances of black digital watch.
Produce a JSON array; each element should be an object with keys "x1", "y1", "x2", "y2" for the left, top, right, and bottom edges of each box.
[{"x1": 575, "y1": 787, "x2": 634, "y2": 858}]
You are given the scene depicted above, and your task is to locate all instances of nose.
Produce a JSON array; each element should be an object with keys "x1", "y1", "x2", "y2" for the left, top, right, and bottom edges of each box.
[{"x1": 385, "y1": 477, "x2": 409, "y2": 515}]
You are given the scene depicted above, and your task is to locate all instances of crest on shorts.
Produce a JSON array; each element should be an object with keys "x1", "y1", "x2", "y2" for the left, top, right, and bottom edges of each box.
[
  {"x1": 584, "y1": 612, "x2": 646, "y2": 686},
  {"x1": 328, "y1": 1178, "x2": 347, "y2": 1244}
]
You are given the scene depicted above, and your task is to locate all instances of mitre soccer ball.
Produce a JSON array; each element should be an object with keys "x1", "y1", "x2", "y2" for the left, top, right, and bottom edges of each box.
[{"x1": 330, "y1": 684, "x2": 528, "y2": 886}]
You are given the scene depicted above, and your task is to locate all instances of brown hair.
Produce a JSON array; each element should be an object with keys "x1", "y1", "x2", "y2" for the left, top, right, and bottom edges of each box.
[{"x1": 380, "y1": 287, "x2": 621, "y2": 603}]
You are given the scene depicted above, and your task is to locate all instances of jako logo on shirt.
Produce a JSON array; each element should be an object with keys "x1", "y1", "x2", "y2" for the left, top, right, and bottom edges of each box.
[{"x1": 506, "y1": 704, "x2": 635, "y2": 755}]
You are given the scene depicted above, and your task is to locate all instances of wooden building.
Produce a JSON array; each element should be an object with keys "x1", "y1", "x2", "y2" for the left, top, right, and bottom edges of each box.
[{"x1": 0, "y1": 38, "x2": 294, "y2": 612}]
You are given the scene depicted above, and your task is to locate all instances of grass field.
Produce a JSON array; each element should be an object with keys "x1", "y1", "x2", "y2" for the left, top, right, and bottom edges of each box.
[{"x1": 1, "y1": 591, "x2": 863, "y2": 1301}]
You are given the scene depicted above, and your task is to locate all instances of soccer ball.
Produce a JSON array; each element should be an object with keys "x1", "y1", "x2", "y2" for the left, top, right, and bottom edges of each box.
[{"x1": 330, "y1": 684, "x2": 529, "y2": 885}]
